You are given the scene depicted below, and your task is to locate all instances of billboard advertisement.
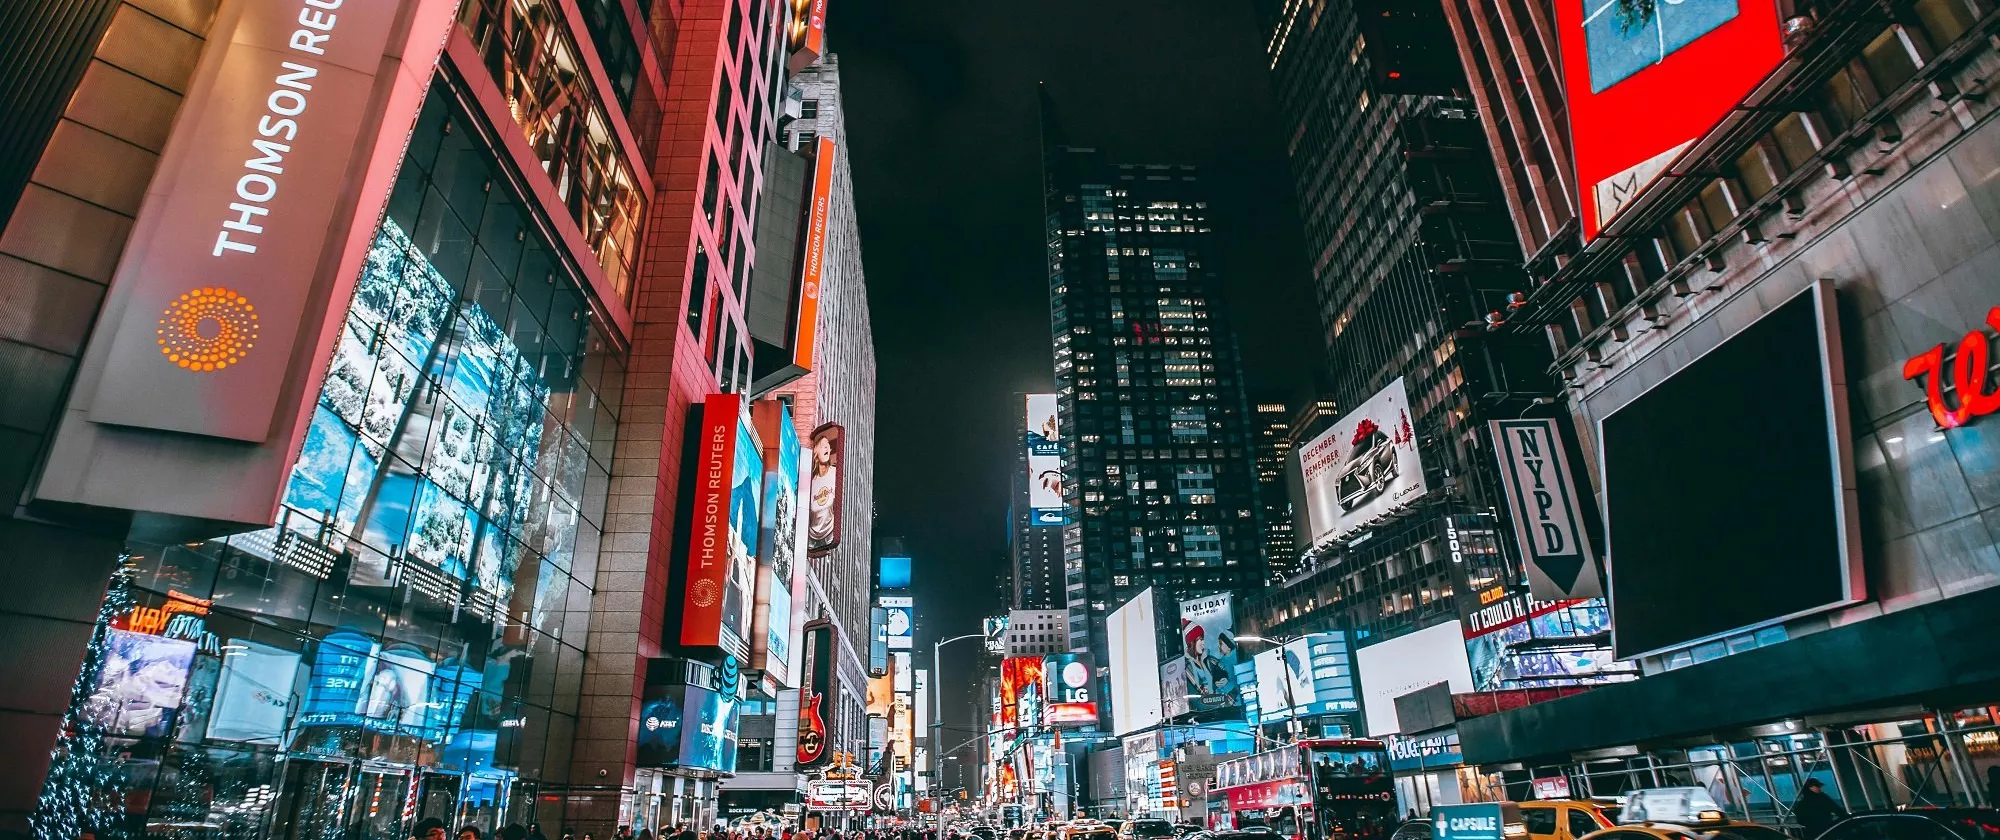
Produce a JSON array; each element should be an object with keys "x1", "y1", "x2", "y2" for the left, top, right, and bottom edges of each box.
[
  {"x1": 796, "y1": 619, "x2": 835, "y2": 767},
  {"x1": 752, "y1": 400, "x2": 806, "y2": 684},
  {"x1": 1044, "y1": 653, "x2": 1099, "y2": 726},
  {"x1": 879, "y1": 556, "x2": 912, "y2": 590},
  {"x1": 1599, "y1": 281, "x2": 1861, "y2": 659},
  {"x1": 1489, "y1": 419, "x2": 1603, "y2": 600},
  {"x1": 1025, "y1": 393, "x2": 1067, "y2": 526},
  {"x1": 1108, "y1": 589, "x2": 1164, "y2": 735},
  {"x1": 1353, "y1": 620, "x2": 1476, "y2": 736},
  {"x1": 1252, "y1": 637, "x2": 1318, "y2": 721},
  {"x1": 789, "y1": 135, "x2": 836, "y2": 373},
  {"x1": 1000, "y1": 656, "x2": 1046, "y2": 729},
  {"x1": 882, "y1": 599, "x2": 914, "y2": 650},
  {"x1": 680, "y1": 684, "x2": 742, "y2": 773},
  {"x1": 1296, "y1": 377, "x2": 1425, "y2": 548},
  {"x1": 1558, "y1": 0, "x2": 1786, "y2": 240},
  {"x1": 867, "y1": 674, "x2": 894, "y2": 717},
  {"x1": 1464, "y1": 598, "x2": 1633, "y2": 691},
  {"x1": 807, "y1": 424, "x2": 845, "y2": 556},
  {"x1": 85, "y1": 628, "x2": 198, "y2": 738},
  {"x1": 682, "y1": 394, "x2": 763, "y2": 654},
  {"x1": 984, "y1": 615, "x2": 1010, "y2": 654},
  {"x1": 637, "y1": 682, "x2": 686, "y2": 768},
  {"x1": 207, "y1": 638, "x2": 302, "y2": 744},
  {"x1": 1177, "y1": 593, "x2": 1241, "y2": 713}
]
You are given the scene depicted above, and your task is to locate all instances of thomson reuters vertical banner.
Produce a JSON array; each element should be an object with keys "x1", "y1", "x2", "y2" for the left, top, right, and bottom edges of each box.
[
  {"x1": 39, "y1": 0, "x2": 458, "y2": 525},
  {"x1": 88, "y1": 0, "x2": 449, "y2": 440},
  {"x1": 792, "y1": 136, "x2": 838, "y2": 373},
  {"x1": 683, "y1": 394, "x2": 763, "y2": 652}
]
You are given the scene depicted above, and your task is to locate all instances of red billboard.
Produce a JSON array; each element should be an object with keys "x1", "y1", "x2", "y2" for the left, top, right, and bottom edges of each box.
[
  {"x1": 1558, "y1": 0, "x2": 1786, "y2": 240},
  {"x1": 999, "y1": 656, "x2": 1046, "y2": 730},
  {"x1": 681, "y1": 394, "x2": 762, "y2": 652}
]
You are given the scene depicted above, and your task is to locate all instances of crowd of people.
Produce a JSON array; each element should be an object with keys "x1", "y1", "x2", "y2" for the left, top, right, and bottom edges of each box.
[{"x1": 409, "y1": 820, "x2": 966, "y2": 840}]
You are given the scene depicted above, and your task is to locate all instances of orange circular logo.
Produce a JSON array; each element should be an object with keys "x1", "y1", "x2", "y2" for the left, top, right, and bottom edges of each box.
[
  {"x1": 157, "y1": 287, "x2": 259, "y2": 372},
  {"x1": 690, "y1": 579, "x2": 720, "y2": 607}
]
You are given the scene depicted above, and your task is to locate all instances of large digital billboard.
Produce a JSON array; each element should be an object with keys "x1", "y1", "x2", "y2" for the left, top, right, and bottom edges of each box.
[
  {"x1": 1353, "y1": 621, "x2": 1476, "y2": 736},
  {"x1": 1600, "y1": 280, "x2": 1861, "y2": 658},
  {"x1": 682, "y1": 394, "x2": 763, "y2": 654},
  {"x1": 752, "y1": 400, "x2": 805, "y2": 685},
  {"x1": 807, "y1": 424, "x2": 845, "y2": 556},
  {"x1": 1464, "y1": 598, "x2": 1634, "y2": 690},
  {"x1": 881, "y1": 595, "x2": 914, "y2": 650},
  {"x1": 1295, "y1": 377, "x2": 1425, "y2": 548},
  {"x1": 1044, "y1": 653, "x2": 1099, "y2": 726},
  {"x1": 1000, "y1": 656, "x2": 1046, "y2": 730},
  {"x1": 1025, "y1": 394, "x2": 1067, "y2": 526},
  {"x1": 1177, "y1": 593, "x2": 1241, "y2": 714},
  {"x1": 1558, "y1": 0, "x2": 1786, "y2": 239},
  {"x1": 1107, "y1": 589, "x2": 1164, "y2": 735}
]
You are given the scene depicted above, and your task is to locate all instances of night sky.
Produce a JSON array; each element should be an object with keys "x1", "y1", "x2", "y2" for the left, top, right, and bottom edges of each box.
[{"x1": 830, "y1": 1, "x2": 1321, "y2": 779}]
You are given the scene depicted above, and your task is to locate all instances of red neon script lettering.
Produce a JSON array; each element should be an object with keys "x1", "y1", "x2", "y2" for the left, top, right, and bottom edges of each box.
[{"x1": 1904, "y1": 306, "x2": 2000, "y2": 428}]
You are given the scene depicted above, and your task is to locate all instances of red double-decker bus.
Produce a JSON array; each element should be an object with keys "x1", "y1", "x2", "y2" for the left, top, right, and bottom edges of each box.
[{"x1": 1210, "y1": 739, "x2": 1396, "y2": 840}]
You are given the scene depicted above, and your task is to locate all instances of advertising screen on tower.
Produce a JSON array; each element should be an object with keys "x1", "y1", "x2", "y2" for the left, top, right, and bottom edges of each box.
[
  {"x1": 797, "y1": 619, "x2": 835, "y2": 767},
  {"x1": 1176, "y1": 593, "x2": 1242, "y2": 714},
  {"x1": 881, "y1": 596, "x2": 914, "y2": 650},
  {"x1": 1025, "y1": 394, "x2": 1068, "y2": 526},
  {"x1": 807, "y1": 424, "x2": 845, "y2": 556},
  {"x1": 1043, "y1": 653, "x2": 1099, "y2": 726},
  {"x1": 1251, "y1": 637, "x2": 1320, "y2": 721},
  {"x1": 1557, "y1": 0, "x2": 1787, "y2": 240},
  {"x1": 682, "y1": 394, "x2": 762, "y2": 654},
  {"x1": 752, "y1": 400, "x2": 805, "y2": 685},
  {"x1": 1296, "y1": 377, "x2": 1426, "y2": 548},
  {"x1": 1107, "y1": 589, "x2": 1164, "y2": 735}
]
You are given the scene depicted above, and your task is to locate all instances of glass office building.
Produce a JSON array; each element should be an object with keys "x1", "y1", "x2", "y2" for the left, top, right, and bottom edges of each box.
[{"x1": 40, "y1": 83, "x2": 620, "y2": 840}]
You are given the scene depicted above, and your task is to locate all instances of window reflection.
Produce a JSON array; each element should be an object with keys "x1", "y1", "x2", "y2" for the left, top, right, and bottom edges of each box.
[{"x1": 460, "y1": 0, "x2": 647, "y2": 304}]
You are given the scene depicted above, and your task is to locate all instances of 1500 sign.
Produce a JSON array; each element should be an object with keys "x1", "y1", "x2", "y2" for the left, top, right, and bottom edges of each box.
[{"x1": 1904, "y1": 307, "x2": 2000, "y2": 429}]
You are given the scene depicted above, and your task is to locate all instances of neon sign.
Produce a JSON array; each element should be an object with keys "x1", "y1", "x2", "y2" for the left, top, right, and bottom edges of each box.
[{"x1": 1903, "y1": 307, "x2": 2000, "y2": 429}]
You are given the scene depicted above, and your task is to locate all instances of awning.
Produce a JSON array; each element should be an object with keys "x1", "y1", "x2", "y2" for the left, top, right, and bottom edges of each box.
[{"x1": 1458, "y1": 584, "x2": 2000, "y2": 765}]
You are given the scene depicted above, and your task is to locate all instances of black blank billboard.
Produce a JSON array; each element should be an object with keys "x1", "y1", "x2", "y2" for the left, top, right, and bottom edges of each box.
[{"x1": 1601, "y1": 282, "x2": 1856, "y2": 659}]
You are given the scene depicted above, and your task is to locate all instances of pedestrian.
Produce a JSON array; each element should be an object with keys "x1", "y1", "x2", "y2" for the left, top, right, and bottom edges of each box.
[
  {"x1": 460, "y1": 827, "x2": 484, "y2": 840},
  {"x1": 528, "y1": 825, "x2": 549, "y2": 840},
  {"x1": 1793, "y1": 779, "x2": 1846, "y2": 840},
  {"x1": 620, "y1": 827, "x2": 635, "y2": 840},
  {"x1": 415, "y1": 820, "x2": 451, "y2": 840},
  {"x1": 504, "y1": 826, "x2": 529, "y2": 840}
]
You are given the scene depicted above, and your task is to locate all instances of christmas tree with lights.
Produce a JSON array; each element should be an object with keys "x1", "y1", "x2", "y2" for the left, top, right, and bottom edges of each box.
[{"x1": 32, "y1": 559, "x2": 138, "y2": 840}]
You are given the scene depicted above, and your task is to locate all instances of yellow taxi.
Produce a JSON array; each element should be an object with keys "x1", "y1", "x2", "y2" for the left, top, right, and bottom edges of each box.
[
  {"x1": 1520, "y1": 798, "x2": 1621, "y2": 840},
  {"x1": 1574, "y1": 788, "x2": 1788, "y2": 840}
]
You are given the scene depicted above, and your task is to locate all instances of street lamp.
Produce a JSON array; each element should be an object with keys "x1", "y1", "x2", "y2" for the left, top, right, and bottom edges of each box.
[{"x1": 933, "y1": 633, "x2": 986, "y2": 778}]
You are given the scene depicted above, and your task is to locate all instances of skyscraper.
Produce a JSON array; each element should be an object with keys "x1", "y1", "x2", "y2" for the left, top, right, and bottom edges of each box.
[
  {"x1": 1249, "y1": 395, "x2": 1298, "y2": 581},
  {"x1": 1040, "y1": 93, "x2": 1265, "y2": 667},
  {"x1": 1254, "y1": 0, "x2": 1563, "y2": 649}
]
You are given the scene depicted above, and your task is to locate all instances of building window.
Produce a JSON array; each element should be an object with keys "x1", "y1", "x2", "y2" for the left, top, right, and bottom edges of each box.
[{"x1": 800, "y1": 98, "x2": 820, "y2": 119}]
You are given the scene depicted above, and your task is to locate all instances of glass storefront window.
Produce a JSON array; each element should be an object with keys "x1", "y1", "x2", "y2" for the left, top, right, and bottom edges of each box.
[
  {"x1": 33, "y1": 84, "x2": 619, "y2": 840},
  {"x1": 460, "y1": 0, "x2": 647, "y2": 305}
]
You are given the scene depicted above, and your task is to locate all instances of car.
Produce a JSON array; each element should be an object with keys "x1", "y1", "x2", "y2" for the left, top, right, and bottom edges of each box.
[
  {"x1": 1121, "y1": 820, "x2": 1178, "y2": 840},
  {"x1": 1812, "y1": 809, "x2": 2000, "y2": 840},
  {"x1": 1389, "y1": 818, "x2": 1432, "y2": 840},
  {"x1": 1521, "y1": 799, "x2": 1620, "y2": 840},
  {"x1": 1065, "y1": 824, "x2": 1118, "y2": 840}
]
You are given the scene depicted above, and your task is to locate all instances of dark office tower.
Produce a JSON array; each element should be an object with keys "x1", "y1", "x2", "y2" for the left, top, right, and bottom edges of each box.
[
  {"x1": 1039, "y1": 92, "x2": 1265, "y2": 661},
  {"x1": 1250, "y1": 395, "x2": 1298, "y2": 581},
  {"x1": 1437, "y1": 0, "x2": 1578, "y2": 269},
  {"x1": 1255, "y1": 2, "x2": 1558, "y2": 642},
  {"x1": 1011, "y1": 393, "x2": 1065, "y2": 610}
]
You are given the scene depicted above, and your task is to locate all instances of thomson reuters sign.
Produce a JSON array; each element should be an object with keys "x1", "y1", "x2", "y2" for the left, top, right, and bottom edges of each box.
[{"x1": 83, "y1": 0, "x2": 423, "y2": 442}]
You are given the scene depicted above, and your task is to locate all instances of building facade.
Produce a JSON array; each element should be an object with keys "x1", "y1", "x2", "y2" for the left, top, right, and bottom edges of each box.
[
  {"x1": 0, "y1": 0, "x2": 864, "y2": 836},
  {"x1": 1251, "y1": 0, "x2": 1601, "y2": 701},
  {"x1": 1452, "y1": 0, "x2": 2000, "y2": 817},
  {"x1": 1040, "y1": 99, "x2": 1267, "y2": 665}
]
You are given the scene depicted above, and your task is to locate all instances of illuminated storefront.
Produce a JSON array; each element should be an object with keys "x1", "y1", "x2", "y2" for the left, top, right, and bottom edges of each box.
[{"x1": 37, "y1": 82, "x2": 621, "y2": 839}]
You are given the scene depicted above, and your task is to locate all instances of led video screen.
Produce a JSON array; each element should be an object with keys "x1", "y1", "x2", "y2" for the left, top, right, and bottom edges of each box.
[{"x1": 1600, "y1": 281, "x2": 1860, "y2": 658}]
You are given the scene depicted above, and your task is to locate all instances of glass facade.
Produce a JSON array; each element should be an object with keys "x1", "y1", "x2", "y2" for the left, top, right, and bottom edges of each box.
[
  {"x1": 460, "y1": 0, "x2": 648, "y2": 304},
  {"x1": 35, "y1": 84, "x2": 621, "y2": 840}
]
